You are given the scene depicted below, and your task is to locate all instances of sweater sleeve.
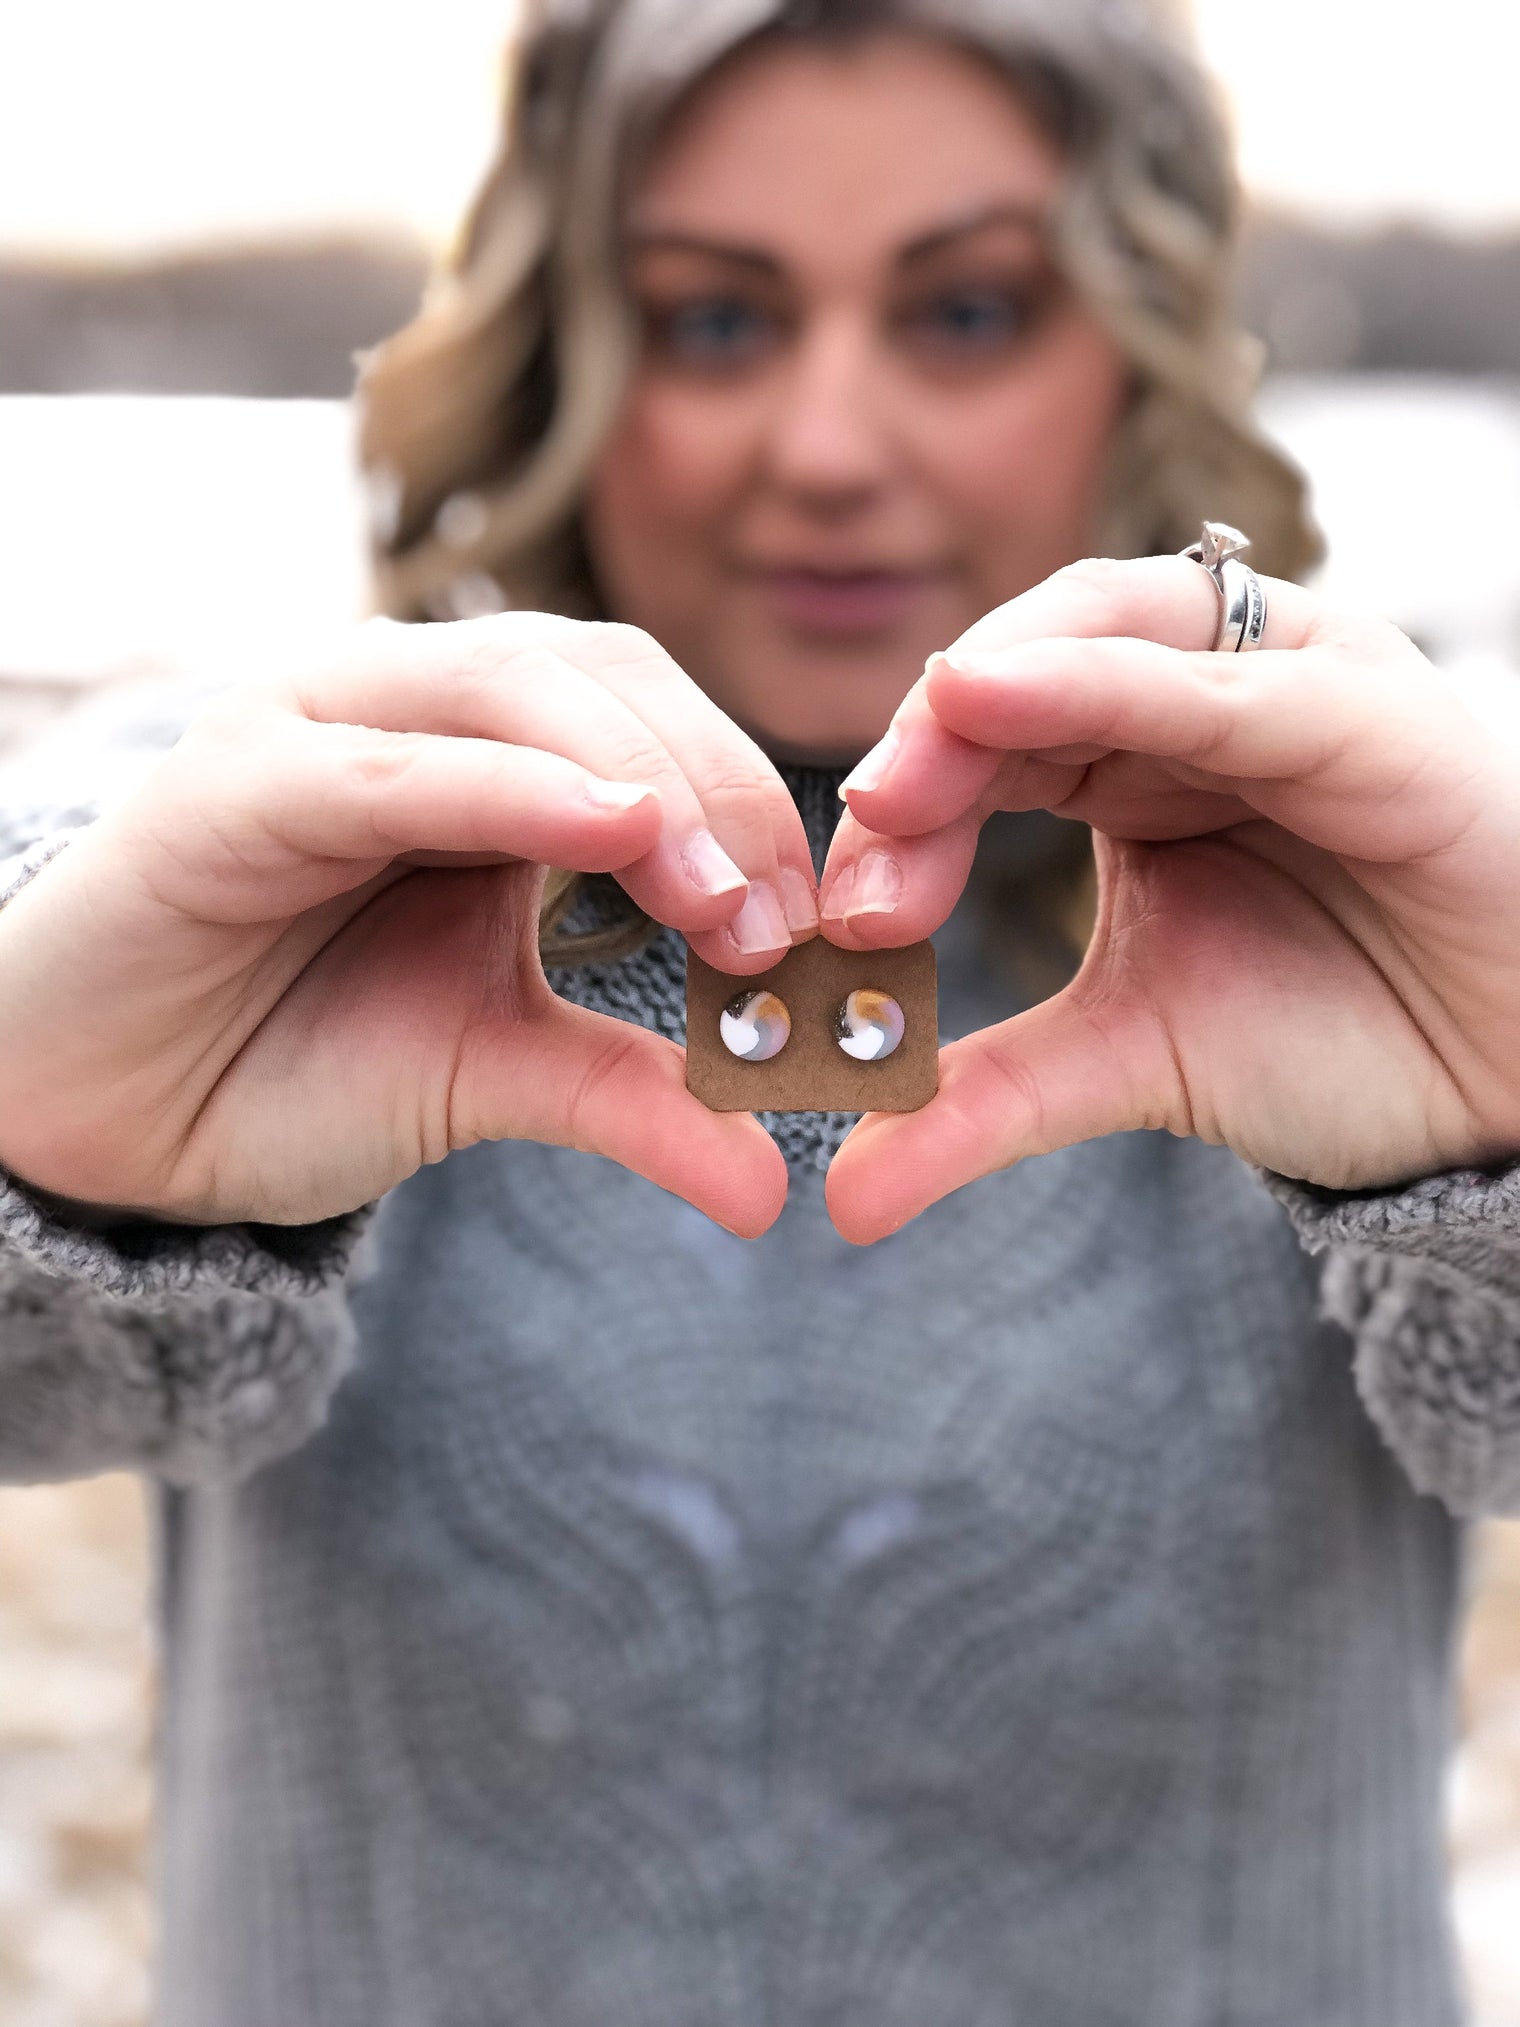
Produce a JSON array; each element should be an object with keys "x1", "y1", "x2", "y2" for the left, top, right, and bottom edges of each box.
[
  {"x1": 0, "y1": 688, "x2": 371, "y2": 1487},
  {"x1": 1265, "y1": 1162, "x2": 1520, "y2": 1518},
  {"x1": 0, "y1": 1175, "x2": 370, "y2": 1487}
]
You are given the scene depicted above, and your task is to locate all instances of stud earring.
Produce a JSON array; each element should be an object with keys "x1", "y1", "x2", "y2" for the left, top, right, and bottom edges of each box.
[
  {"x1": 834, "y1": 989, "x2": 905, "y2": 1062},
  {"x1": 719, "y1": 989, "x2": 792, "y2": 1062}
]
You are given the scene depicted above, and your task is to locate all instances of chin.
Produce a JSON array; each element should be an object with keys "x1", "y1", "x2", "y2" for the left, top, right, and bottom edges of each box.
[
  {"x1": 758, "y1": 731, "x2": 871, "y2": 768},
  {"x1": 735, "y1": 705, "x2": 890, "y2": 769},
  {"x1": 712, "y1": 641, "x2": 920, "y2": 766},
  {"x1": 726, "y1": 687, "x2": 896, "y2": 766}
]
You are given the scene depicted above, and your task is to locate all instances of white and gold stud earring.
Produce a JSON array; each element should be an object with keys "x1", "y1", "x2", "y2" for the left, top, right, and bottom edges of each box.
[
  {"x1": 719, "y1": 989, "x2": 792, "y2": 1061},
  {"x1": 834, "y1": 989, "x2": 905, "y2": 1062}
]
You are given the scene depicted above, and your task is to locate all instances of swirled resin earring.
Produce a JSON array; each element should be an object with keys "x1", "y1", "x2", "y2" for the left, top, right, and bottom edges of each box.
[
  {"x1": 719, "y1": 989, "x2": 792, "y2": 1062},
  {"x1": 685, "y1": 940, "x2": 936, "y2": 1112},
  {"x1": 834, "y1": 989, "x2": 905, "y2": 1062}
]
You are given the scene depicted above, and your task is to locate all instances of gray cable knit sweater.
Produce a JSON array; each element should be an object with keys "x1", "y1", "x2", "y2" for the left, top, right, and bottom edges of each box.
[{"x1": 2, "y1": 714, "x2": 1519, "y2": 2026}]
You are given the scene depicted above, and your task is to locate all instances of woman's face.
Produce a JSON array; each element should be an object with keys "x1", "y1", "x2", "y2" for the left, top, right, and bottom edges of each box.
[{"x1": 584, "y1": 32, "x2": 1131, "y2": 763}]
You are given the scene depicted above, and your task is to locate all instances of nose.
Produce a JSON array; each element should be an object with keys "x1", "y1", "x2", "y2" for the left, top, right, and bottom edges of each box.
[{"x1": 760, "y1": 313, "x2": 896, "y2": 508}]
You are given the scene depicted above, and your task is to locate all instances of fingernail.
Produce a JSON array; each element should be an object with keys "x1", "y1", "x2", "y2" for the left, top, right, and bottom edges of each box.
[
  {"x1": 583, "y1": 776, "x2": 655, "y2": 811},
  {"x1": 724, "y1": 880, "x2": 791, "y2": 957},
  {"x1": 937, "y1": 649, "x2": 1018, "y2": 678},
  {"x1": 819, "y1": 861, "x2": 856, "y2": 924},
  {"x1": 839, "y1": 727, "x2": 900, "y2": 800},
  {"x1": 845, "y1": 849, "x2": 902, "y2": 919},
  {"x1": 778, "y1": 864, "x2": 819, "y2": 936},
  {"x1": 680, "y1": 828, "x2": 747, "y2": 898}
]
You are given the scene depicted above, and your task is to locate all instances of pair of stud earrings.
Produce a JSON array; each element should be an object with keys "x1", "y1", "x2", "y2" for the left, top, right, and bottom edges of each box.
[{"x1": 719, "y1": 987, "x2": 907, "y2": 1064}]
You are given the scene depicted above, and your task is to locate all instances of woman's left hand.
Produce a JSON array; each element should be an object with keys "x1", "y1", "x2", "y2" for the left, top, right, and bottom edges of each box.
[{"x1": 820, "y1": 555, "x2": 1520, "y2": 1243}]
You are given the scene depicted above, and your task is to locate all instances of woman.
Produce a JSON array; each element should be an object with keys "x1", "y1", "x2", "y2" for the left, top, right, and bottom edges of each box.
[{"x1": 1, "y1": 2, "x2": 1518, "y2": 2021}]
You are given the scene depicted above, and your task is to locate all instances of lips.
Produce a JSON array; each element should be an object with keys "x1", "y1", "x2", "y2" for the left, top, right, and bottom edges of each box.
[{"x1": 747, "y1": 565, "x2": 943, "y2": 639}]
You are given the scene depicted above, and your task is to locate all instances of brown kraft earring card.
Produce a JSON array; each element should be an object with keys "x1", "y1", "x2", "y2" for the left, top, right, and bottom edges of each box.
[{"x1": 685, "y1": 937, "x2": 939, "y2": 1114}]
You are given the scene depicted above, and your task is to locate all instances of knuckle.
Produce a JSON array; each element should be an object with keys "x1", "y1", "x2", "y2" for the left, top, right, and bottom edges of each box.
[
  {"x1": 1362, "y1": 616, "x2": 1427, "y2": 671},
  {"x1": 594, "y1": 722, "x2": 666, "y2": 787},
  {"x1": 150, "y1": 714, "x2": 269, "y2": 824},
  {"x1": 1052, "y1": 556, "x2": 1133, "y2": 623},
  {"x1": 588, "y1": 620, "x2": 662, "y2": 664},
  {"x1": 563, "y1": 1027, "x2": 645, "y2": 1145},
  {"x1": 691, "y1": 744, "x2": 770, "y2": 807},
  {"x1": 342, "y1": 729, "x2": 429, "y2": 795},
  {"x1": 448, "y1": 624, "x2": 532, "y2": 698},
  {"x1": 974, "y1": 1035, "x2": 1049, "y2": 1137},
  {"x1": 427, "y1": 614, "x2": 562, "y2": 701},
  {"x1": 580, "y1": 621, "x2": 684, "y2": 690}
]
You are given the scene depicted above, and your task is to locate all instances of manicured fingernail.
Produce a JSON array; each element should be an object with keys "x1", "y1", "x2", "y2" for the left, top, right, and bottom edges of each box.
[
  {"x1": 819, "y1": 861, "x2": 856, "y2": 924},
  {"x1": 583, "y1": 776, "x2": 655, "y2": 811},
  {"x1": 839, "y1": 727, "x2": 900, "y2": 800},
  {"x1": 845, "y1": 849, "x2": 902, "y2": 919},
  {"x1": 724, "y1": 880, "x2": 790, "y2": 957},
  {"x1": 680, "y1": 828, "x2": 747, "y2": 898},
  {"x1": 778, "y1": 864, "x2": 819, "y2": 936}
]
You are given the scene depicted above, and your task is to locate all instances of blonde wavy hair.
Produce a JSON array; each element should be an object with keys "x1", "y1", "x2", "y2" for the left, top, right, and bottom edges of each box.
[{"x1": 357, "y1": 0, "x2": 1321, "y2": 966}]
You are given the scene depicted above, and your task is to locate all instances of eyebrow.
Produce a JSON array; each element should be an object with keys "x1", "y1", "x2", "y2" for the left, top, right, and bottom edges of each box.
[
  {"x1": 625, "y1": 202, "x2": 1049, "y2": 276},
  {"x1": 898, "y1": 202, "x2": 1049, "y2": 265}
]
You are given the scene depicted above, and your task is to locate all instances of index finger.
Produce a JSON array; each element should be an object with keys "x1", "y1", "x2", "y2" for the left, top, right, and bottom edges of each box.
[
  {"x1": 841, "y1": 554, "x2": 1320, "y2": 836},
  {"x1": 293, "y1": 615, "x2": 817, "y2": 969},
  {"x1": 529, "y1": 620, "x2": 822, "y2": 970},
  {"x1": 950, "y1": 553, "x2": 1319, "y2": 661}
]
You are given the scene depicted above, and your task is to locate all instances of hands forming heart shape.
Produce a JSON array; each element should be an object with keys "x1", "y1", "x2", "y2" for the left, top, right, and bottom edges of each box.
[{"x1": 0, "y1": 554, "x2": 1517, "y2": 1245}]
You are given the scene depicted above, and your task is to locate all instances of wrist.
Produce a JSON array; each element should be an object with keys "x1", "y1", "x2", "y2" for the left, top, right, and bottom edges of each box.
[{"x1": 0, "y1": 1165, "x2": 183, "y2": 1230}]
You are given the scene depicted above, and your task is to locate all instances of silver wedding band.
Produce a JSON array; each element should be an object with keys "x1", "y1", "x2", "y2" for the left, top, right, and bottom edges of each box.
[{"x1": 1181, "y1": 521, "x2": 1268, "y2": 652}]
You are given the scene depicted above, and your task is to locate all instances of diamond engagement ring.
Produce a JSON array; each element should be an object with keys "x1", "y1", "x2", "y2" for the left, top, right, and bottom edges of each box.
[{"x1": 1181, "y1": 521, "x2": 1268, "y2": 652}]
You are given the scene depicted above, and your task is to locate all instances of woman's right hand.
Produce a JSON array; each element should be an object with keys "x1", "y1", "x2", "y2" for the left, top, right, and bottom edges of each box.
[{"x1": 0, "y1": 615, "x2": 819, "y2": 1236}]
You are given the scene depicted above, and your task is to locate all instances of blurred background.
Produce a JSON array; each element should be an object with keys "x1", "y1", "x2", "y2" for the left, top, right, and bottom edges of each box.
[{"x1": 2, "y1": 1, "x2": 1520, "y2": 2020}]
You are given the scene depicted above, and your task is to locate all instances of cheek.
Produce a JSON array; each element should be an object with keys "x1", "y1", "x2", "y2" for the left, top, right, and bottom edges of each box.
[
  {"x1": 589, "y1": 384, "x2": 760, "y2": 548},
  {"x1": 913, "y1": 328, "x2": 1130, "y2": 562}
]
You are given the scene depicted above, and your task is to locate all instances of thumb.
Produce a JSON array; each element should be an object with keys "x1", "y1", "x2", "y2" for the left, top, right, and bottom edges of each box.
[
  {"x1": 825, "y1": 987, "x2": 1174, "y2": 1244},
  {"x1": 461, "y1": 996, "x2": 790, "y2": 1238}
]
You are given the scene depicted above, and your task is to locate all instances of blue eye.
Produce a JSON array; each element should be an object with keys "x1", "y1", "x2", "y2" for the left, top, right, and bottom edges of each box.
[
  {"x1": 654, "y1": 297, "x2": 773, "y2": 365},
  {"x1": 911, "y1": 287, "x2": 1032, "y2": 353}
]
